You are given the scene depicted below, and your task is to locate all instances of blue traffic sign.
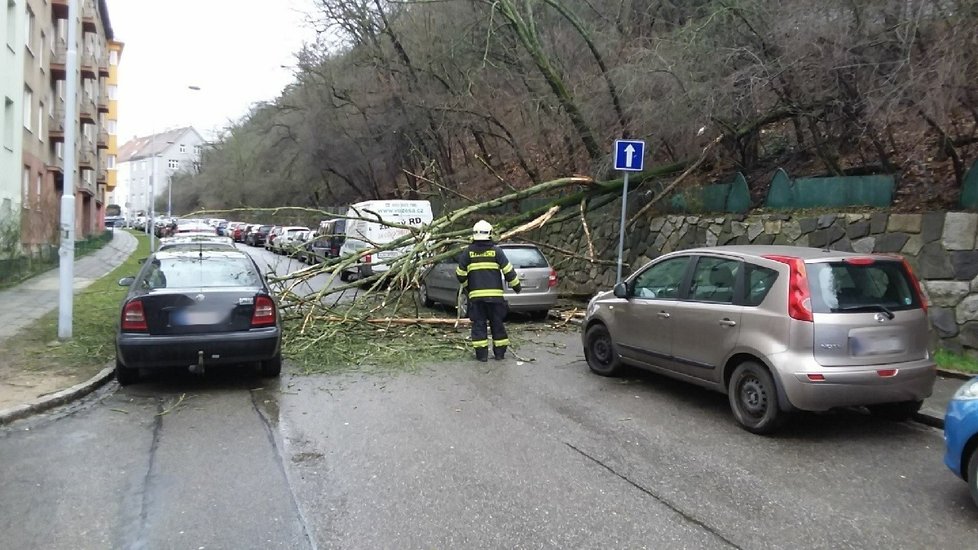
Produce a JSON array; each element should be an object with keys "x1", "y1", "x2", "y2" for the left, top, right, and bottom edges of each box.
[{"x1": 613, "y1": 139, "x2": 645, "y2": 172}]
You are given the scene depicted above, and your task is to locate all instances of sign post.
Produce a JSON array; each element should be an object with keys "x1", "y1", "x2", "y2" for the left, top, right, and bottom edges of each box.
[{"x1": 613, "y1": 139, "x2": 646, "y2": 284}]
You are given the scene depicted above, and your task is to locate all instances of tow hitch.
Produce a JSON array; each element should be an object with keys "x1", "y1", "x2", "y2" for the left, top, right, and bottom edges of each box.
[{"x1": 189, "y1": 350, "x2": 205, "y2": 375}]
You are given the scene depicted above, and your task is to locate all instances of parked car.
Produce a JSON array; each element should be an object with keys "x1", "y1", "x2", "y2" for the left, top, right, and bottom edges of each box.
[
  {"x1": 581, "y1": 245, "x2": 936, "y2": 434},
  {"x1": 317, "y1": 219, "x2": 347, "y2": 259},
  {"x1": 265, "y1": 226, "x2": 284, "y2": 251},
  {"x1": 247, "y1": 225, "x2": 273, "y2": 247},
  {"x1": 216, "y1": 221, "x2": 229, "y2": 236},
  {"x1": 420, "y1": 243, "x2": 558, "y2": 320},
  {"x1": 157, "y1": 234, "x2": 235, "y2": 252},
  {"x1": 104, "y1": 215, "x2": 126, "y2": 228},
  {"x1": 114, "y1": 248, "x2": 282, "y2": 385},
  {"x1": 273, "y1": 226, "x2": 311, "y2": 254},
  {"x1": 300, "y1": 236, "x2": 333, "y2": 265},
  {"x1": 232, "y1": 223, "x2": 250, "y2": 243},
  {"x1": 944, "y1": 376, "x2": 978, "y2": 507}
]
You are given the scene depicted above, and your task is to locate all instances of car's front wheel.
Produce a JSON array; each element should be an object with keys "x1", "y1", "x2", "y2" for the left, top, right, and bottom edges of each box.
[
  {"x1": 584, "y1": 324, "x2": 621, "y2": 376},
  {"x1": 419, "y1": 283, "x2": 434, "y2": 307},
  {"x1": 728, "y1": 362, "x2": 787, "y2": 434},
  {"x1": 115, "y1": 359, "x2": 139, "y2": 386},
  {"x1": 260, "y1": 354, "x2": 282, "y2": 377},
  {"x1": 868, "y1": 400, "x2": 923, "y2": 421}
]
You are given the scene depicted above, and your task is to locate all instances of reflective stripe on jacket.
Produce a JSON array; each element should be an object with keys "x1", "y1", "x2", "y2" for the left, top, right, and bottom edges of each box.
[{"x1": 456, "y1": 242, "x2": 520, "y2": 300}]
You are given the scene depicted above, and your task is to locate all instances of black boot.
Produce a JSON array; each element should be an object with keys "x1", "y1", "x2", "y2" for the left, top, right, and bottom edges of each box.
[
  {"x1": 493, "y1": 346, "x2": 507, "y2": 361},
  {"x1": 475, "y1": 347, "x2": 489, "y2": 362}
]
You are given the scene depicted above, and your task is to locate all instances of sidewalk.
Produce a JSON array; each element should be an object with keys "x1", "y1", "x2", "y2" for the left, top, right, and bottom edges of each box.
[
  {"x1": 916, "y1": 371, "x2": 974, "y2": 428},
  {"x1": 0, "y1": 229, "x2": 137, "y2": 347}
]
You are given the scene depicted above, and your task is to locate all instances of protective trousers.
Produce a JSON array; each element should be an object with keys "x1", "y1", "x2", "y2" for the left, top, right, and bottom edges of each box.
[{"x1": 469, "y1": 299, "x2": 509, "y2": 361}]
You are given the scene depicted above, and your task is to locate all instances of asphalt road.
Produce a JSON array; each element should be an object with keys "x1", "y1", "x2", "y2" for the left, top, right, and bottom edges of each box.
[{"x1": 1, "y1": 245, "x2": 975, "y2": 548}]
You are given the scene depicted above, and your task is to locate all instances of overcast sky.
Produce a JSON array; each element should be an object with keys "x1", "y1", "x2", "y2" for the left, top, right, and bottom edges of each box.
[{"x1": 106, "y1": 0, "x2": 320, "y2": 143}]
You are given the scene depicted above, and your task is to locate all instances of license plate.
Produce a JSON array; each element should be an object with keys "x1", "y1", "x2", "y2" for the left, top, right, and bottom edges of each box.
[
  {"x1": 850, "y1": 335, "x2": 905, "y2": 356},
  {"x1": 171, "y1": 310, "x2": 223, "y2": 326}
]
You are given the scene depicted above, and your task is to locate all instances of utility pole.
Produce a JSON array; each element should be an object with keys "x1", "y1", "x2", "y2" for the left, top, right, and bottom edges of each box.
[{"x1": 58, "y1": 0, "x2": 80, "y2": 340}]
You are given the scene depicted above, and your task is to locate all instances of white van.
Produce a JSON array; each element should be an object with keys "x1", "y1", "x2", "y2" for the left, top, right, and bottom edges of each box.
[{"x1": 339, "y1": 200, "x2": 433, "y2": 281}]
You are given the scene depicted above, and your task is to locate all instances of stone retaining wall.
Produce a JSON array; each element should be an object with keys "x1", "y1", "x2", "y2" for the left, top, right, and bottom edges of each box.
[{"x1": 533, "y1": 209, "x2": 978, "y2": 355}]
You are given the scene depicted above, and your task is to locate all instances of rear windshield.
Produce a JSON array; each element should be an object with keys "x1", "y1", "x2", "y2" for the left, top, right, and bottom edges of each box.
[
  {"x1": 503, "y1": 247, "x2": 549, "y2": 269},
  {"x1": 807, "y1": 260, "x2": 920, "y2": 313},
  {"x1": 140, "y1": 256, "x2": 262, "y2": 289}
]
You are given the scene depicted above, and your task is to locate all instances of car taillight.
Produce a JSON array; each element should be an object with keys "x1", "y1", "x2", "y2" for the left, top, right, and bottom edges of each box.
[
  {"x1": 844, "y1": 257, "x2": 875, "y2": 266},
  {"x1": 763, "y1": 255, "x2": 813, "y2": 322},
  {"x1": 121, "y1": 300, "x2": 148, "y2": 331},
  {"x1": 364, "y1": 254, "x2": 372, "y2": 264},
  {"x1": 548, "y1": 268, "x2": 558, "y2": 288},
  {"x1": 251, "y1": 295, "x2": 276, "y2": 327},
  {"x1": 900, "y1": 257, "x2": 928, "y2": 313}
]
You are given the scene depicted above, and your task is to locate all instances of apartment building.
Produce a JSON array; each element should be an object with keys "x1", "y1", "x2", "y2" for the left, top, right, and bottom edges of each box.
[
  {"x1": 1, "y1": 1, "x2": 27, "y2": 251},
  {"x1": 114, "y1": 127, "x2": 204, "y2": 218},
  {"x1": 3, "y1": 0, "x2": 116, "y2": 258}
]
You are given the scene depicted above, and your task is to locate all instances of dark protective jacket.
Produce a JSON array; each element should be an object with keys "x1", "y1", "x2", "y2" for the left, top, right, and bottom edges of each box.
[{"x1": 456, "y1": 241, "x2": 521, "y2": 300}]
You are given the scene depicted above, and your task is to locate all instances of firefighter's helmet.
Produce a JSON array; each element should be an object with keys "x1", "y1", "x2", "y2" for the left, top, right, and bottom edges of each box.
[{"x1": 472, "y1": 220, "x2": 493, "y2": 241}]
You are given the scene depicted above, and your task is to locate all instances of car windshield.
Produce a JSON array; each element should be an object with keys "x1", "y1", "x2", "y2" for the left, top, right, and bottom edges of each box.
[
  {"x1": 140, "y1": 256, "x2": 262, "y2": 289},
  {"x1": 503, "y1": 246, "x2": 549, "y2": 268},
  {"x1": 807, "y1": 260, "x2": 920, "y2": 313}
]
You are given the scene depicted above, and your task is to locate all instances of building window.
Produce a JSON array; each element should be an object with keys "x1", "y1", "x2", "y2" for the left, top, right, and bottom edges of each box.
[
  {"x1": 107, "y1": 120, "x2": 117, "y2": 134},
  {"x1": 6, "y1": 2, "x2": 15, "y2": 51},
  {"x1": 39, "y1": 31, "x2": 45, "y2": 66},
  {"x1": 107, "y1": 155, "x2": 116, "y2": 169},
  {"x1": 25, "y1": 6, "x2": 35, "y2": 54},
  {"x1": 108, "y1": 85, "x2": 118, "y2": 100},
  {"x1": 3, "y1": 97, "x2": 13, "y2": 151},
  {"x1": 23, "y1": 86, "x2": 32, "y2": 131},
  {"x1": 167, "y1": 159, "x2": 179, "y2": 169},
  {"x1": 37, "y1": 101, "x2": 43, "y2": 140},
  {"x1": 35, "y1": 173, "x2": 42, "y2": 209},
  {"x1": 179, "y1": 144, "x2": 186, "y2": 153},
  {"x1": 55, "y1": 142, "x2": 63, "y2": 159},
  {"x1": 193, "y1": 145, "x2": 201, "y2": 156},
  {"x1": 109, "y1": 50, "x2": 118, "y2": 65},
  {"x1": 23, "y1": 166, "x2": 30, "y2": 207}
]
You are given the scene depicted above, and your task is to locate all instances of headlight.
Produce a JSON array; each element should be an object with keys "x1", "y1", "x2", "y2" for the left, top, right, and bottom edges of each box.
[{"x1": 952, "y1": 378, "x2": 978, "y2": 400}]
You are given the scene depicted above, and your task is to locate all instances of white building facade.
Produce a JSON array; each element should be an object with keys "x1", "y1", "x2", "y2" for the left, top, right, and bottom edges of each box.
[
  {"x1": 1, "y1": 0, "x2": 26, "y2": 243},
  {"x1": 112, "y1": 126, "x2": 203, "y2": 218}
]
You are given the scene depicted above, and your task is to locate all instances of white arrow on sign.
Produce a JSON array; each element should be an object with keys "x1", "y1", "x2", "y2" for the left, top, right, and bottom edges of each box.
[{"x1": 624, "y1": 144, "x2": 635, "y2": 167}]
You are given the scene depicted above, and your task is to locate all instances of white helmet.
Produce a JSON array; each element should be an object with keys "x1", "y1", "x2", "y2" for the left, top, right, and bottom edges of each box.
[{"x1": 472, "y1": 220, "x2": 493, "y2": 241}]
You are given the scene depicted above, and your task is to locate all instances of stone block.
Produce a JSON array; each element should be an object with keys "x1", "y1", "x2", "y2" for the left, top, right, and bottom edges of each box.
[
  {"x1": 870, "y1": 212, "x2": 888, "y2": 234},
  {"x1": 773, "y1": 234, "x2": 791, "y2": 246},
  {"x1": 921, "y1": 212, "x2": 944, "y2": 243},
  {"x1": 705, "y1": 231, "x2": 718, "y2": 247},
  {"x1": 923, "y1": 281, "x2": 971, "y2": 307},
  {"x1": 852, "y1": 237, "x2": 876, "y2": 254},
  {"x1": 874, "y1": 232, "x2": 910, "y2": 253},
  {"x1": 809, "y1": 226, "x2": 846, "y2": 248},
  {"x1": 763, "y1": 220, "x2": 782, "y2": 235},
  {"x1": 747, "y1": 222, "x2": 764, "y2": 241},
  {"x1": 917, "y1": 242, "x2": 954, "y2": 279},
  {"x1": 649, "y1": 217, "x2": 667, "y2": 232},
  {"x1": 930, "y1": 307, "x2": 959, "y2": 338},
  {"x1": 886, "y1": 214, "x2": 922, "y2": 234},
  {"x1": 782, "y1": 221, "x2": 802, "y2": 241},
  {"x1": 943, "y1": 212, "x2": 978, "y2": 251},
  {"x1": 754, "y1": 234, "x2": 776, "y2": 245},
  {"x1": 902, "y1": 234, "x2": 924, "y2": 257},
  {"x1": 845, "y1": 213, "x2": 866, "y2": 223},
  {"x1": 817, "y1": 214, "x2": 836, "y2": 229},
  {"x1": 795, "y1": 234, "x2": 810, "y2": 248},
  {"x1": 951, "y1": 251, "x2": 978, "y2": 280},
  {"x1": 799, "y1": 217, "x2": 818, "y2": 233},
  {"x1": 958, "y1": 322, "x2": 978, "y2": 349},
  {"x1": 955, "y1": 294, "x2": 978, "y2": 324},
  {"x1": 829, "y1": 238, "x2": 853, "y2": 252},
  {"x1": 846, "y1": 221, "x2": 871, "y2": 240}
]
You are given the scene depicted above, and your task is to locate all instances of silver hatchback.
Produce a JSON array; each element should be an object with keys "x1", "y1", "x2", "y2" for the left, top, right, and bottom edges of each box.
[{"x1": 582, "y1": 245, "x2": 936, "y2": 433}]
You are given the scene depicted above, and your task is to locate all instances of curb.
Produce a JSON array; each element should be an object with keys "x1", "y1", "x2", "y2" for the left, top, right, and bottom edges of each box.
[{"x1": 0, "y1": 363, "x2": 115, "y2": 426}]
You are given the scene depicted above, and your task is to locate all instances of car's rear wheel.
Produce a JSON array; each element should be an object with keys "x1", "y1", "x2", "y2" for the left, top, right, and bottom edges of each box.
[
  {"x1": 419, "y1": 283, "x2": 434, "y2": 307},
  {"x1": 260, "y1": 354, "x2": 282, "y2": 377},
  {"x1": 529, "y1": 310, "x2": 550, "y2": 321},
  {"x1": 584, "y1": 324, "x2": 621, "y2": 376},
  {"x1": 728, "y1": 362, "x2": 786, "y2": 434},
  {"x1": 115, "y1": 359, "x2": 139, "y2": 386},
  {"x1": 457, "y1": 293, "x2": 469, "y2": 318},
  {"x1": 868, "y1": 400, "x2": 922, "y2": 421}
]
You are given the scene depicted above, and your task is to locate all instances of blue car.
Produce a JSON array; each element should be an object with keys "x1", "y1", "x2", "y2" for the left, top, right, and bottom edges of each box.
[{"x1": 944, "y1": 376, "x2": 978, "y2": 507}]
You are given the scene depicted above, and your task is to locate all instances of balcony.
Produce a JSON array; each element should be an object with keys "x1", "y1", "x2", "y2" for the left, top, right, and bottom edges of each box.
[
  {"x1": 81, "y1": 52, "x2": 97, "y2": 78},
  {"x1": 97, "y1": 129, "x2": 109, "y2": 149},
  {"x1": 82, "y1": 5, "x2": 98, "y2": 32},
  {"x1": 49, "y1": 111, "x2": 66, "y2": 142},
  {"x1": 79, "y1": 94, "x2": 96, "y2": 123},
  {"x1": 52, "y1": 0, "x2": 68, "y2": 19},
  {"x1": 97, "y1": 93, "x2": 108, "y2": 113},
  {"x1": 47, "y1": 155, "x2": 64, "y2": 174},
  {"x1": 98, "y1": 56, "x2": 110, "y2": 77},
  {"x1": 78, "y1": 171, "x2": 96, "y2": 197},
  {"x1": 51, "y1": 43, "x2": 67, "y2": 79},
  {"x1": 96, "y1": 165, "x2": 107, "y2": 183},
  {"x1": 79, "y1": 146, "x2": 96, "y2": 169}
]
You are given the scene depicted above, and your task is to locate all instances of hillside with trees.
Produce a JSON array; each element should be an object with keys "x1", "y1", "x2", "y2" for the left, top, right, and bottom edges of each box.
[{"x1": 169, "y1": 0, "x2": 978, "y2": 215}]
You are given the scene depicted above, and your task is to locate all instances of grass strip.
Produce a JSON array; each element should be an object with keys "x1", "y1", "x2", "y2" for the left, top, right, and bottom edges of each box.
[{"x1": 934, "y1": 349, "x2": 978, "y2": 376}]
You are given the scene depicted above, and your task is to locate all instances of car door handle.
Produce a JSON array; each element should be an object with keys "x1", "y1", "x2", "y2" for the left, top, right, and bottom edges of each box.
[
  {"x1": 718, "y1": 318, "x2": 737, "y2": 327},
  {"x1": 657, "y1": 311, "x2": 670, "y2": 319}
]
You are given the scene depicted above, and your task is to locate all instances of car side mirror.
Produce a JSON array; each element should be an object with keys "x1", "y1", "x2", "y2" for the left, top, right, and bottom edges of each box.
[
  {"x1": 118, "y1": 276, "x2": 135, "y2": 287},
  {"x1": 613, "y1": 282, "x2": 628, "y2": 299}
]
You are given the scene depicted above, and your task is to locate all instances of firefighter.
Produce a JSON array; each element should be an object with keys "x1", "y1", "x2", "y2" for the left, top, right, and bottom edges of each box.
[{"x1": 456, "y1": 220, "x2": 522, "y2": 362}]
